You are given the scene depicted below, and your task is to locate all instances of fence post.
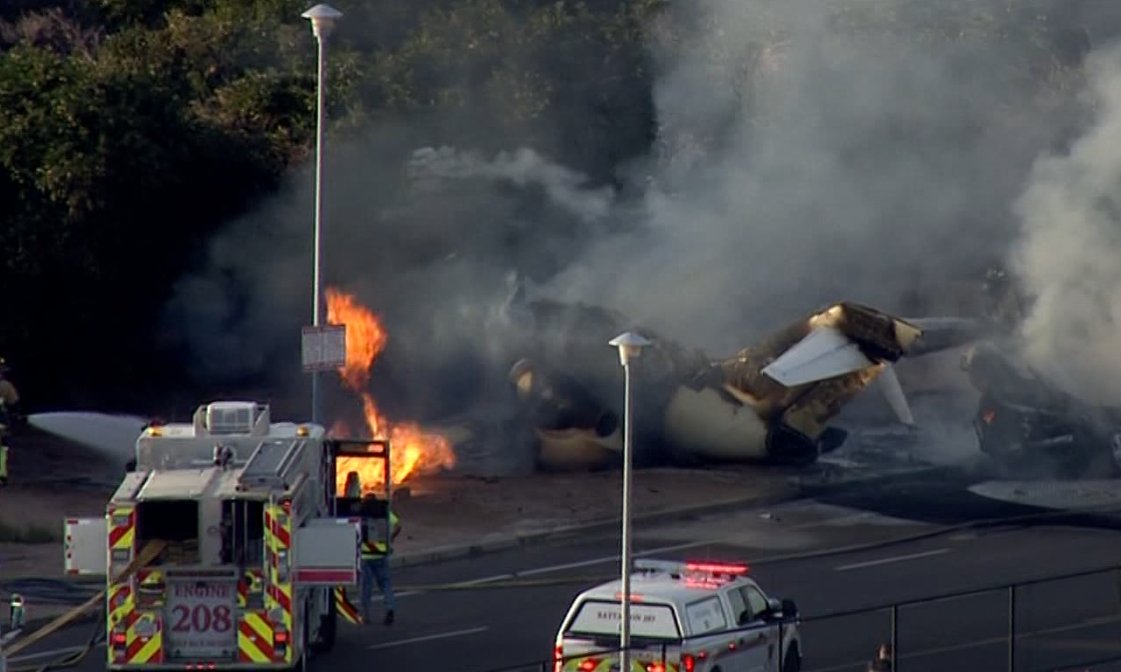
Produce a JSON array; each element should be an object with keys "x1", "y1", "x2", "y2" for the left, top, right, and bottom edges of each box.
[
  {"x1": 778, "y1": 620, "x2": 784, "y2": 672},
  {"x1": 890, "y1": 604, "x2": 898, "y2": 671},
  {"x1": 1007, "y1": 585, "x2": 1016, "y2": 672}
]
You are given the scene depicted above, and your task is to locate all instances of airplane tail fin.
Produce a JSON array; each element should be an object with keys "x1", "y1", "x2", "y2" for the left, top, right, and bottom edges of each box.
[{"x1": 878, "y1": 364, "x2": 914, "y2": 426}]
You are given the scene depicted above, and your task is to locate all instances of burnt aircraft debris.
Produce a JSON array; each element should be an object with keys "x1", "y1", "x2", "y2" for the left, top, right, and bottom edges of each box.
[{"x1": 505, "y1": 297, "x2": 982, "y2": 471}]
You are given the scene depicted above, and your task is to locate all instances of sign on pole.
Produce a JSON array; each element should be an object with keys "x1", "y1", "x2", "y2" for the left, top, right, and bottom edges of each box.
[{"x1": 302, "y1": 325, "x2": 346, "y2": 372}]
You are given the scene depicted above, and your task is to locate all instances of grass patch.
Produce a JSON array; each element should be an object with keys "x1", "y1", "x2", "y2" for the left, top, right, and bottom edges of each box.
[{"x1": 0, "y1": 520, "x2": 60, "y2": 543}]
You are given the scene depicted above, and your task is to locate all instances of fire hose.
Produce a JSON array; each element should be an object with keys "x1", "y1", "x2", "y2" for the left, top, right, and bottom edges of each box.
[
  {"x1": 3, "y1": 541, "x2": 167, "y2": 671},
  {"x1": 0, "y1": 581, "x2": 100, "y2": 608}
]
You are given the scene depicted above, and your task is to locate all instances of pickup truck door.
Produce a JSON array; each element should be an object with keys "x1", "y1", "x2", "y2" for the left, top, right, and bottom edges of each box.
[
  {"x1": 292, "y1": 517, "x2": 362, "y2": 586},
  {"x1": 721, "y1": 586, "x2": 772, "y2": 672},
  {"x1": 740, "y1": 585, "x2": 779, "y2": 671},
  {"x1": 64, "y1": 517, "x2": 107, "y2": 576}
]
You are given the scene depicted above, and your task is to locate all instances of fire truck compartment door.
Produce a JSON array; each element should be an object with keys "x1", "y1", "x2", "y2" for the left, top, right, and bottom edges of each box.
[
  {"x1": 292, "y1": 518, "x2": 361, "y2": 586},
  {"x1": 64, "y1": 517, "x2": 108, "y2": 576}
]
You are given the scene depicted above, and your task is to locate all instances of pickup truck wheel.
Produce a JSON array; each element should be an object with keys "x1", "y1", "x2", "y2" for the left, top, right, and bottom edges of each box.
[{"x1": 782, "y1": 645, "x2": 802, "y2": 672}]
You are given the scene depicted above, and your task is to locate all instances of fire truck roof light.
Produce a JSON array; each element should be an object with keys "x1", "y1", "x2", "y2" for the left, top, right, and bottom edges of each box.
[
  {"x1": 615, "y1": 592, "x2": 644, "y2": 601},
  {"x1": 684, "y1": 561, "x2": 748, "y2": 575}
]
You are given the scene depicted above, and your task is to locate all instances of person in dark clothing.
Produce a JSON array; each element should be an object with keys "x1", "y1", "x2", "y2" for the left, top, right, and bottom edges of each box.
[{"x1": 867, "y1": 643, "x2": 893, "y2": 671}]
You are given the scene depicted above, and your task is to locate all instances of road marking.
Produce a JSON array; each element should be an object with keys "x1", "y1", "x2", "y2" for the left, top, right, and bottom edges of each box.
[
  {"x1": 378, "y1": 540, "x2": 712, "y2": 601},
  {"x1": 806, "y1": 613, "x2": 1121, "y2": 672},
  {"x1": 463, "y1": 540, "x2": 712, "y2": 585},
  {"x1": 835, "y1": 548, "x2": 950, "y2": 572},
  {"x1": 367, "y1": 626, "x2": 489, "y2": 650}
]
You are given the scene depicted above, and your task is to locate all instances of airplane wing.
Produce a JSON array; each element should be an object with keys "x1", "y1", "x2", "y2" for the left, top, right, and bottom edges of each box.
[{"x1": 760, "y1": 326, "x2": 875, "y2": 387}]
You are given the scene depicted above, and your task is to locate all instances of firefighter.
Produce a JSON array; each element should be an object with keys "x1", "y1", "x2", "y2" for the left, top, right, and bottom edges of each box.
[
  {"x1": 0, "y1": 430, "x2": 7, "y2": 486},
  {"x1": 8, "y1": 594, "x2": 24, "y2": 630},
  {"x1": 359, "y1": 492, "x2": 400, "y2": 626},
  {"x1": 0, "y1": 358, "x2": 14, "y2": 487},
  {"x1": 0, "y1": 359, "x2": 22, "y2": 429},
  {"x1": 344, "y1": 471, "x2": 361, "y2": 499}
]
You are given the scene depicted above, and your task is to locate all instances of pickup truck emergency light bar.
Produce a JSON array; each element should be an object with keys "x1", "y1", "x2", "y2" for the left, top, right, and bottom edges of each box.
[
  {"x1": 633, "y1": 559, "x2": 749, "y2": 577},
  {"x1": 684, "y1": 561, "x2": 748, "y2": 575}
]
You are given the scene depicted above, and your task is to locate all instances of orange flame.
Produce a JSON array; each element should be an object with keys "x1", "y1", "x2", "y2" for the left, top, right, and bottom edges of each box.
[{"x1": 326, "y1": 287, "x2": 455, "y2": 491}]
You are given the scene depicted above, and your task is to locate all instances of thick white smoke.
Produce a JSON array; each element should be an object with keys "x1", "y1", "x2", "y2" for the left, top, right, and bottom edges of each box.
[
  {"x1": 1012, "y1": 43, "x2": 1121, "y2": 404},
  {"x1": 165, "y1": 1, "x2": 1103, "y2": 423},
  {"x1": 545, "y1": 1, "x2": 1084, "y2": 353},
  {"x1": 407, "y1": 147, "x2": 615, "y2": 223}
]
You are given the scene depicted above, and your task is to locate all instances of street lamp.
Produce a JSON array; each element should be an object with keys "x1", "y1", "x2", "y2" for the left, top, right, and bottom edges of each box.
[
  {"x1": 608, "y1": 330, "x2": 652, "y2": 672},
  {"x1": 301, "y1": 3, "x2": 342, "y2": 424}
]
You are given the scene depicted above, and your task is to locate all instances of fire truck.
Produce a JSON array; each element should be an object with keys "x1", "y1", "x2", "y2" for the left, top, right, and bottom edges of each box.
[{"x1": 62, "y1": 401, "x2": 391, "y2": 670}]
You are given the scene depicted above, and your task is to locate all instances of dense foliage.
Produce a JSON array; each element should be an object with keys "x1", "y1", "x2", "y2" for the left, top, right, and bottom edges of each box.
[{"x1": 0, "y1": 0, "x2": 1103, "y2": 411}]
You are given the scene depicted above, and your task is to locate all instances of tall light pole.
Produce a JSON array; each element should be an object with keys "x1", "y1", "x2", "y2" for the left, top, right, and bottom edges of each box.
[
  {"x1": 301, "y1": 3, "x2": 342, "y2": 425},
  {"x1": 608, "y1": 331, "x2": 651, "y2": 672}
]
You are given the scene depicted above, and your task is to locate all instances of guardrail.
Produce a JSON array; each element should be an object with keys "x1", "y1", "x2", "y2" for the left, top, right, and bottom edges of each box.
[{"x1": 481, "y1": 562, "x2": 1121, "y2": 672}]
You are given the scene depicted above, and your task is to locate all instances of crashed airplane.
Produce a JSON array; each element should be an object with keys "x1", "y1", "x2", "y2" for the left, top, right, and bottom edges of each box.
[
  {"x1": 954, "y1": 266, "x2": 1121, "y2": 479},
  {"x1": 507, "y1": 299, "x2": 980, "y2": 471},
  {"x1": 962, "y1": 342, "x2": 1121, "y2": 478}
]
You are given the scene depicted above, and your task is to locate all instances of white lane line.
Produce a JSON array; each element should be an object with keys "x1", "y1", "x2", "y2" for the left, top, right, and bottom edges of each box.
[
  {"x1": 835, "y1": 548, "x2": 950, "y2": 572},
  {"x1": 462, "y1": 540, "x2": 712, "y2": 585},
  {"x1": 367, "y1": 626, "x2": 489, "y2": 650},
  {"x1": 381, "y1": 540, "x2": 711, "y2": 600}
]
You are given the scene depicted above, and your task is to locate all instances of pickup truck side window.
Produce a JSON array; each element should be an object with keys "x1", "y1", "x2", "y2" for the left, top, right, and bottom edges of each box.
[
  {"x1": 726, "y1": 587, "x2": 750, "y2": 626},
  {"x1": 739, "y1": 586, "x2": 769, "y2": 621},
  {"x1": 685, "y1": 596, "x2": 727, "y2": 636}
]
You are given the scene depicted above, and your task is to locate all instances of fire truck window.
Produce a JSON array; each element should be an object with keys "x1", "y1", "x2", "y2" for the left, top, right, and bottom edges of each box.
[
  {"x1": 137, "y1": 500, "x2": 199, "y2": 565},
  {"x1": 221, "y1": 500, "x2": 265, "y2": 566}
]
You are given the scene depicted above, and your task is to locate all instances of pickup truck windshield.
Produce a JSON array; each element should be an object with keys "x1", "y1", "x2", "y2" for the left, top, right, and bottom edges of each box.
[{"x1": 565, "y1": 599, "x2": 681, "y2": 640}]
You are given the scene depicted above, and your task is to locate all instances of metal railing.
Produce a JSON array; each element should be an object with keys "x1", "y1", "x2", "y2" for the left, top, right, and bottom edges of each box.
[{"x1": 480, "y1": 562, "x2": 1121, "y2": 672}]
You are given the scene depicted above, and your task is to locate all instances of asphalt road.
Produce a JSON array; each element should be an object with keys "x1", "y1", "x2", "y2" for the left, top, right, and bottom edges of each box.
[{"x1": 14, "y1": 472, "x2": 1121, "y2": 672}]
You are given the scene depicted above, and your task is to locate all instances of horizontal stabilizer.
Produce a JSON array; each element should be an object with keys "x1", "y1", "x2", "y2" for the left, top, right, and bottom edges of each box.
[
  {"x1": 903, "y1": 317, "x2": 986, "y2": 356},
  {"x1": 762, "y1": 326, "x2": 874, "y2": 387}
]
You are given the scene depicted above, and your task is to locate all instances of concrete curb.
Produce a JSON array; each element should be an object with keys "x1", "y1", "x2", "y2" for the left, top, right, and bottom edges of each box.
[
  {"x1": 390, "y1": 484, "x2": 804, "y2": 569},
  {"x1": 389, "y1": 463, "x2": 949, "y2": 569}
]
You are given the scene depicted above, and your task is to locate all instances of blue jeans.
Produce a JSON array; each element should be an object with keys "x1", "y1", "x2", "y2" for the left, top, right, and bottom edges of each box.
[{"x1": 360, "y1": 556, "x2": 396, "y2": 617}]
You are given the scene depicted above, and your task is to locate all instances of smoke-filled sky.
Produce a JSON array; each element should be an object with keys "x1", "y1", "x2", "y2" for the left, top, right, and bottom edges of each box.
[{"x1": 165, "y1": 0, "x2": 1121, "y2": 418}]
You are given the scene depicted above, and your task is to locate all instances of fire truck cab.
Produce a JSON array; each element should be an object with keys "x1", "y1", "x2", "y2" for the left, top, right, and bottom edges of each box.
[{"x1": 63, "y1": 401, "x2": 381, "y2": 671}]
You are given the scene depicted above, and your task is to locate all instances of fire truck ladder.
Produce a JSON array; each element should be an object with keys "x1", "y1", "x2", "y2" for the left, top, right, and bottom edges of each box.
[{"x1": 238, "y1": 439, "x2": 307, "y2": 490}]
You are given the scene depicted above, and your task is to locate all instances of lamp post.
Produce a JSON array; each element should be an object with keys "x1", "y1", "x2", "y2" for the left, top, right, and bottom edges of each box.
[
  {"x1": 608, "y1": 331, "x2": 651, "y2": 672},
  {"x1": 301, "y1": 3, "x2": 343, "y2": 424}
]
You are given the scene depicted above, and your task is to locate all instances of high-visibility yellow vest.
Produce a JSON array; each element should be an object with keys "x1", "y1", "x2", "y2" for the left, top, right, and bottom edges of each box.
[{"x1": 360, "y1": 510, "x2": 399, "y2": 559}]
